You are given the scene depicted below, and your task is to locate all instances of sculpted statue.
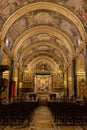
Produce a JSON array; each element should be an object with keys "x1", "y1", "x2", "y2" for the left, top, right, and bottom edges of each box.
[{"x1": 79, "y1": 79, "x2": 87, "y2": 99}]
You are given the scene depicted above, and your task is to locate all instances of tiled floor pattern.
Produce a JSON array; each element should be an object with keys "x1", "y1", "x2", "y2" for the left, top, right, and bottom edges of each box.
[{"x1": 0, "y1": 106, "x2": 87, "y2": 130}]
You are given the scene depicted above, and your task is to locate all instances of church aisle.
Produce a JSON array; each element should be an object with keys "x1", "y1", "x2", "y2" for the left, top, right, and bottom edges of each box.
[
  {"x1": 31, "y1": 106, "x2": 55, "y2": 130},
  {"x1": 0, "y1": 106, "x2": 87, "y2": 130}
]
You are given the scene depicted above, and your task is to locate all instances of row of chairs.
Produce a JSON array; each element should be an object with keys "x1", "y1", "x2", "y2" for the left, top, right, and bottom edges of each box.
[
  {"x1": 0, "y1": 101, "x2": 39, "y2": 126},
  {"x1": 48, "y1": 101, "x2": 87, "y2": 125}
]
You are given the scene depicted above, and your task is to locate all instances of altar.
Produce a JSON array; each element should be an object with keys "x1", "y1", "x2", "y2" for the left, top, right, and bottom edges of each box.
[
  {"x1": 36, "y1": 92, "x2": 50, "y2": 101},
  {"x1": 34, "y1": 75, "x2": 52, "y2": 92},
  {"x1": 34, "y1": 74, "x2": 52, "y2": 101}
]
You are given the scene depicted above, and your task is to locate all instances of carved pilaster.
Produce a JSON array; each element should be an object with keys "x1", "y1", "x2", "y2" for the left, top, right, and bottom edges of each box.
[
  {"x1": 9, "y1": 58, "x2": 14, "y2": 101},
  {"x1": 72, "y1": 59, "x2": 77, "y2": 99},
  {"x1": 17, "y1": 67, "x2": 20, "y2": 97},
  {"x1": 84, "y1": 44, "x2": 87, "y2": 87},
  {"x1": 66, "y1": 69, "x2": 69, "y2": 98},
  {"x1": 0, "y1": 44, "x2": 2, "y2": 64}
]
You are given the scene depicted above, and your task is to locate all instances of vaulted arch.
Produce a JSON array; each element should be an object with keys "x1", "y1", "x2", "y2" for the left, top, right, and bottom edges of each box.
[
  {"x1": 12, "y1": 25, "x2": 74, "y2": 56},
  {"x1": 1, "y1": 2, "x2": 85, "y2": 40}
]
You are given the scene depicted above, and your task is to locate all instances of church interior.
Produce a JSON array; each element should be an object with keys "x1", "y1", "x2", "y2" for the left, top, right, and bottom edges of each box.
[{"x1": 0, "y1": 0, "x2": 87, "y2": 130}]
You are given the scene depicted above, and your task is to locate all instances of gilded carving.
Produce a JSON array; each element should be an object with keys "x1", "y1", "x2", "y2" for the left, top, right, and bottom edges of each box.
[{"x1": 79, "y1": 79, "x2": 87, "y2": 99}]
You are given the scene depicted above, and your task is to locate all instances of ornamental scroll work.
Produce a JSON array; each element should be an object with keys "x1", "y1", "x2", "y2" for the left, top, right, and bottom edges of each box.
[{"x1": 79, "y1": 79, "x2": 87, "y2": 99}]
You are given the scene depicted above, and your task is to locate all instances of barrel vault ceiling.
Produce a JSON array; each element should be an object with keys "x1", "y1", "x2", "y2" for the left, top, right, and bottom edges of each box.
[{"x1": 0, "y1": 0, "x2": 87, "y2": 72}]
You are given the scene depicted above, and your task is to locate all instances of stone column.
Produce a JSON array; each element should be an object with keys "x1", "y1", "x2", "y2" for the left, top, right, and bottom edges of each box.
[
  {"x1": 66, "y1": 69, "x2": 69, "y2": 98},
  {"x1": 0, "y1": 71, "x2": 2, "y2": 99},
  {"x1": 17, "y1": 67, "x2": 20, "y2": 97},
  {"x1": 72, "y1": 59, "x2": 77, "y2": 99},
  {"x1": 9, "y1": 58, "x2": 14, "y2": 102},
  {"x1": 0, "y1": 44, "x2": 2, "y2": 99},
  {"x1": 0, "y1": 44, "x2": 2, "y2": 64},
  {"x1": 84, "y1": 44, "x2": 87, "y2": 87}
]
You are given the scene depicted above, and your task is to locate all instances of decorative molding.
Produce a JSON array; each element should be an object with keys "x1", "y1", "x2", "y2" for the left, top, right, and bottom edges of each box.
[{"x1": 1, "y1": 2, "x2": 85, "y2": 40}]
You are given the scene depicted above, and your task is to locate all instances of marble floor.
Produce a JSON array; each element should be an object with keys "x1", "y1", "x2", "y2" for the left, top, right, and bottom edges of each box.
[
  {"x1": 30, "y1": 106, "x2": 55, "y2": 130},
  {"x1": 0, "y1": 106, "x2": 87, "y2": 130}
]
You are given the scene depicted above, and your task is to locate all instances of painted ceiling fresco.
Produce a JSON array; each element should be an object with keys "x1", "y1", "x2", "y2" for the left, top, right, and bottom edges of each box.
[
  {"x1": 0, "y1": 0, "x2": 87, "y2": 26},
  {"x1": 5, "y1": 10, "x2": 81, "y2": 48},
  {"x1": 34, "y1": 62, "x2": 52, "y2": 71},
  {"x1": 0, "y1": 0, "x2": 87, "y2": 72}
]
